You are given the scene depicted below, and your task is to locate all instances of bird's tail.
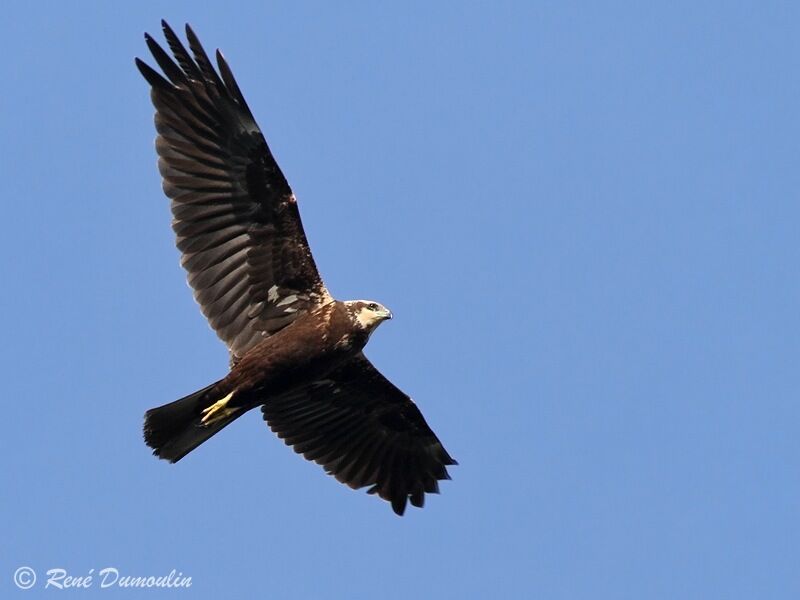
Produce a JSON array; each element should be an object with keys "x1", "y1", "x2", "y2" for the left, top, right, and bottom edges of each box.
[{"x1": 143, "y1": 380, "x2": 246, "y2": 463}]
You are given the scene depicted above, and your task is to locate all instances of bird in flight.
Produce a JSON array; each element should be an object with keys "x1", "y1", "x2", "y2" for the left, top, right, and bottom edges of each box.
[{"x1": 136, "y1": 21, "x2": 456, "y2": 515}]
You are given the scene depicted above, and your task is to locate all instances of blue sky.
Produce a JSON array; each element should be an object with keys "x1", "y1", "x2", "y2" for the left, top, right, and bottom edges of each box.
[{"x1": 2, "y1": 2, "x2": 798, "y2": 598}]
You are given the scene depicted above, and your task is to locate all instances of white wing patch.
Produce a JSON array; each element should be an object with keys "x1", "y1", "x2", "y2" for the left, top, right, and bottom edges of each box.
[{"x1": 277, "y1": 294, "x2": 298, "y2": 307}]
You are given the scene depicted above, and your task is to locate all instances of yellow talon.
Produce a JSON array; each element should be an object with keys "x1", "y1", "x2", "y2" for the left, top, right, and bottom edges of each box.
[{"x1": 200, "y1": 392, "x2": 236, "y2": 426}]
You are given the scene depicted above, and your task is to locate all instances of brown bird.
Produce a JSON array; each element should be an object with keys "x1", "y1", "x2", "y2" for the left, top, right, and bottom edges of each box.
[{"x1": 136, "y1": 21, "x2": 456, "y2": 515}]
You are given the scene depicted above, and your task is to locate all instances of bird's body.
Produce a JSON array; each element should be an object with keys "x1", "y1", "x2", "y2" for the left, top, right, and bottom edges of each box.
[
  {"x1": 217, "y1": 301, "x2": 379, "y2": 407},
  {"x1": 137, "y1": 22, "x2": 455, "y2": 515}
]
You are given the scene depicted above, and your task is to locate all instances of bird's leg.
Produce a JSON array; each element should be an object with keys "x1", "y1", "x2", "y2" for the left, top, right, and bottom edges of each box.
[{"x1": 200, "y1": 392, "x2": 237, "y2": 427}]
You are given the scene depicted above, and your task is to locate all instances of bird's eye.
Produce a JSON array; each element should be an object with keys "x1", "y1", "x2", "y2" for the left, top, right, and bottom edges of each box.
[{"x1": 367, "y1": 303, "x2": 379, "y2": 311}]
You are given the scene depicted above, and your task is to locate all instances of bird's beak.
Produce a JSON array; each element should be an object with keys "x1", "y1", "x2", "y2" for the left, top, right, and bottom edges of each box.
[{"x1": 382, "y1": 309, "x2": 393, "y2": 320}]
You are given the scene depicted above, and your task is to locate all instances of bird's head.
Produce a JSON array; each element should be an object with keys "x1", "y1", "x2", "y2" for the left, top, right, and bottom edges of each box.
[{"x1": 345, "y1": 300, "x2": 393, "y2": 332}]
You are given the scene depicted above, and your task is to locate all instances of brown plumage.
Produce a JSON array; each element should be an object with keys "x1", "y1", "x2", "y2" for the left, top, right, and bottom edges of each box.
[{"x1": 137, "y1": 22, "x2": 456, "y2": 515}]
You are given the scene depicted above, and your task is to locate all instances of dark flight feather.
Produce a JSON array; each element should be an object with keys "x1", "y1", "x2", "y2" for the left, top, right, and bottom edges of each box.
[
  {"x1": 262, "y1": 354, "x2": 457, "y2": 516},
  {"x1": 136, "y1": 24, "x2": 331, "y2": 362},
  {"x1": 161, "y1": 21, "x2": 204, "y2": 82}
]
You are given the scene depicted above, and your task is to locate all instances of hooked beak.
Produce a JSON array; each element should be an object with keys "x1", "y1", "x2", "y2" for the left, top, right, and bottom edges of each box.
[{"x1": 382, "y1": 308, "x2": 393, "y2": 320}]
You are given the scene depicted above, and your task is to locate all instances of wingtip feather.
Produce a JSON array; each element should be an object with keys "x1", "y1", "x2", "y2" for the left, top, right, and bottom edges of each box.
[{"x1": 135, "y1": 57, "x2": 171, "y2": 89}]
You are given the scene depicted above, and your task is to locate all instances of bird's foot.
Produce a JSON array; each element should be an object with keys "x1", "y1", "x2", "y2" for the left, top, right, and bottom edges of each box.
[{"x1": 200, "y1": 392, "x2": 237, "y2": 427}]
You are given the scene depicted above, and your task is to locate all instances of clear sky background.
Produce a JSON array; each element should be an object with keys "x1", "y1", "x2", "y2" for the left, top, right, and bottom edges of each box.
[{"x1": 1, "y1": 2, "x2": 798, "y2": 598}]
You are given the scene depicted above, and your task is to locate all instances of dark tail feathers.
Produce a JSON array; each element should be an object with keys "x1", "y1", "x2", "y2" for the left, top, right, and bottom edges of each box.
[{"x1": 143, "y1": 380, "x2": 243, "y2": 463}]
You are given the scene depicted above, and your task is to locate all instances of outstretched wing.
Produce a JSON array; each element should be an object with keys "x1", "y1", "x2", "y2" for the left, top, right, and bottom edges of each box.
[
  {"x1": 137, "y1": 21, "x2": 331, "y2": 360},
  {"x1": 261, "y1": 354, "x2": 457, "y2": 515}
]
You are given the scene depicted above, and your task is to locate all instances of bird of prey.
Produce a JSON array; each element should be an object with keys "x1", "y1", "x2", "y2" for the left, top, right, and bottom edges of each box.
[{"x1": 136, "y1": 22, "x2": 456, "y2": 515}]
